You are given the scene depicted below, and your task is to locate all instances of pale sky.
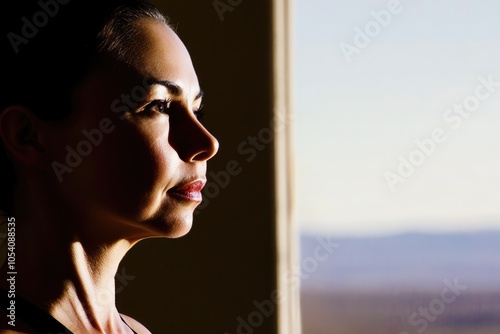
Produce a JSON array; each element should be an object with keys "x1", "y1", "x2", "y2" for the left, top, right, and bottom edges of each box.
[{"x1": 293, "y1": 0, "x2": 500, "y2": 236}]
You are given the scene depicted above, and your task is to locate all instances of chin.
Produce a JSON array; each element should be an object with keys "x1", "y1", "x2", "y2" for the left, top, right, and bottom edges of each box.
[
  {"x1": 164, "y1": 220, "x2": 193, "y2": 238},
  {"x1": 141, "y1": 211, "x2": 195, "y2": 239}
]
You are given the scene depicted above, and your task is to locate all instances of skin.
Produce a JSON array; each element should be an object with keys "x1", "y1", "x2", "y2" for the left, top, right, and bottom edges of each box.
[{"x1": 0, "y1": 18, "x2": 218, "y2": 333}]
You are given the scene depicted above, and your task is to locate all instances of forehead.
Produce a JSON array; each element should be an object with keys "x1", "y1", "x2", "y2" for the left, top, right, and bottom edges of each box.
[{"x1": 127, "y1": 18, "x2": 200, "y2": 96}]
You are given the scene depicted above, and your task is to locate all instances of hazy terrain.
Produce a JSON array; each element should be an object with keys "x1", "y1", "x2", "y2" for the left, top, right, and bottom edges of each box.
[{"x1": 299, "y1": 231, "x2": 500, "y2": 334}]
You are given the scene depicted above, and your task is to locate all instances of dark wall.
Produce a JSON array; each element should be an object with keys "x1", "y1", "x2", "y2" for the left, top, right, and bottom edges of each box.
[{"x1": 116, "y1": 1, "x2": 278, "y2": 333}]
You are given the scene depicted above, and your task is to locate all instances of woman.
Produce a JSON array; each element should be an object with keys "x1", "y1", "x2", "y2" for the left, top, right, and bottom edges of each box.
[{"x1": 0, "y1": 0, "x2": 218, "y2": 332}]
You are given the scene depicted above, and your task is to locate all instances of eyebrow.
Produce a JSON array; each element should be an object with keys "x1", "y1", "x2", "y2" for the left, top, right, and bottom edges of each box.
[{"x1": 147, "y1": 79, "x2": 204, "y2": 100}]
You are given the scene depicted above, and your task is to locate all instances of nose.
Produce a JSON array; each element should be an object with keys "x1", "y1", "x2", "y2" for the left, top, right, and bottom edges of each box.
[{"x1": 169, "y1": 111, "x2": 219, "y2": 163}]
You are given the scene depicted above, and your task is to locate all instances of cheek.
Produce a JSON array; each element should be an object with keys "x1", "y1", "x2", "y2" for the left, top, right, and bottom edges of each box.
[{"x1": 61, "y1": 119, "x2": 177, "y2": 221}]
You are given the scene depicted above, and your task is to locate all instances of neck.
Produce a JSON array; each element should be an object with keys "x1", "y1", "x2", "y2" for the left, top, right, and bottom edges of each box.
[
  {"x1": 50, "y1": 240, "x2": 132, "y2": 332},
  {"x1": 3, "y1": 184, "x2": 137, "y2": 333}
]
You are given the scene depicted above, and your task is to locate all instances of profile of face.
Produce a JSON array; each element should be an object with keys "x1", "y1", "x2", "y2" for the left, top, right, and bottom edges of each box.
[{"x1": 43, "y1": 18, "x2": 219, "y2": 240}]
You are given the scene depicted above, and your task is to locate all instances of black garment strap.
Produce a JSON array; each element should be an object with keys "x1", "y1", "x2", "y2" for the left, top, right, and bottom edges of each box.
[
  {"x1": 120, "y1": 315, "x2": 138, "y2": 334},
  {"x1": 0, "y1": 288, "x2": 73, "y2": 333}
]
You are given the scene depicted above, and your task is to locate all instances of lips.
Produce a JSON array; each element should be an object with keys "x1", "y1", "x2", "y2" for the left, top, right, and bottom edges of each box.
[{"x1": 168, "y1": 179, "x2": 205, "y2": 202}]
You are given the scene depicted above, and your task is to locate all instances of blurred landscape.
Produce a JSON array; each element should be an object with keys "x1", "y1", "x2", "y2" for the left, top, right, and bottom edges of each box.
[{"x1": 299, "y1": 231, "x2": 500, "y2": 334}]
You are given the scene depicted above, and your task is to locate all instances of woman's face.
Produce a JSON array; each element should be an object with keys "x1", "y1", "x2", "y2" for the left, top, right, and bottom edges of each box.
[{"x1": 46, "y1": 19, "x2": 218, "y2": 239}]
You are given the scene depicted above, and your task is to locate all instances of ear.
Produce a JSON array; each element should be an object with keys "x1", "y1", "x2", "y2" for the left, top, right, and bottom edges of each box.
[{"x1": 0, "y1": 105, "x2": 50, "y2": 171}]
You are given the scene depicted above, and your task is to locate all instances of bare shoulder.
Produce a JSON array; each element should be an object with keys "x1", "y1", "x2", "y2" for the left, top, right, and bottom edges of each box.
[
  {"x1": 120, "y1": 314, "x2": 152, "y2": 334},
  {"x1": 0, "y1": 330, "x2": 30, "y2": 334}
]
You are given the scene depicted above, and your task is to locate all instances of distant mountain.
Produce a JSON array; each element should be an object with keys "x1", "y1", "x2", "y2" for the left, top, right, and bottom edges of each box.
[{"x1": 299, "y1": 230, "x2": 500, "y2": 291}]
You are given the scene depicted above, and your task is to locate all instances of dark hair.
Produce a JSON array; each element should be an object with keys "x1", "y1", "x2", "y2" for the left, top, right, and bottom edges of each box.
[{"x1": 0, "y1": 0, "x2": 170, "y2": 212}]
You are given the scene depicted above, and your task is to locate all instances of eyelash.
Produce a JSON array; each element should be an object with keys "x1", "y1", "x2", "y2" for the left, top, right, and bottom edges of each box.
[
  {"x1": 194, "y1": 105, "x2": 206, "y2": 121},
  {"x1": 145, "y1": 99, "x2": 205, "y2": 121}
]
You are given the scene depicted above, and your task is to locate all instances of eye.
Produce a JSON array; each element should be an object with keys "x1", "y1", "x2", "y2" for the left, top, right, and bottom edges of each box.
[{"x1": 145, "y1": 99, "x2": 171, "y2": 114}]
